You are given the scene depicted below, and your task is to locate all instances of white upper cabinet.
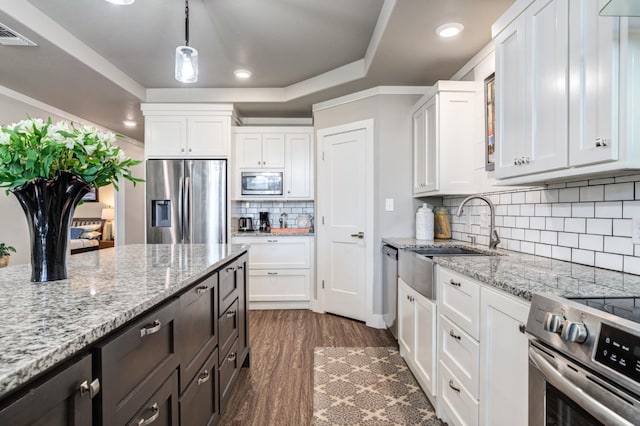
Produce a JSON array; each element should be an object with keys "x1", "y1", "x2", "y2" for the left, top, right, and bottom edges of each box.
[
  {"x1": 492, "y1": 0, "x2": 638, "y2": 184},
  {"x1": 141, "y1": 104, "x2": 234, "y2": 158},
  {"x1": 236, "y1": 133, "x2": 285, "y2": 169},
  {"x1": 285, "y1": 133, "x2": 313, "y2": 199},
  {"x1": 412, "y1": 81, "x2": 478, "y2": 196}
]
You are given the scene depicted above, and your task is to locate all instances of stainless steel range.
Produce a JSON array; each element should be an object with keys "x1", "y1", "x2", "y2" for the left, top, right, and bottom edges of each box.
[{"x1": 527, "y1": 293, "x2": 640, "y2": 425}]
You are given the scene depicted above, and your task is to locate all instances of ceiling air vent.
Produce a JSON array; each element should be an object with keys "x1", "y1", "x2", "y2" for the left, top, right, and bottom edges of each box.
[{"x1": 0, "y1": 24, "x2": 36, "y2": 46}]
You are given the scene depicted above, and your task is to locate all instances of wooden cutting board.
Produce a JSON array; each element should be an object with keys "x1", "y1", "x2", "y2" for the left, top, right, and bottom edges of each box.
[{"x1": 270, "y1": 228, "x2": 311, "y2": 234}]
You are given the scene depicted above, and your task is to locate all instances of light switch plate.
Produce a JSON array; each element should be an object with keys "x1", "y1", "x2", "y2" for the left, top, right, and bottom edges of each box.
[
  {"x1": 385, "y1": 198, "x2": 394, "y2": 212},
  {"x1": 633, "y1": 216, "x2": 640, "y2": 245}
]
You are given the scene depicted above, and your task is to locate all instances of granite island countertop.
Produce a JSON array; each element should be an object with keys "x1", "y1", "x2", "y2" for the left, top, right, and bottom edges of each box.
[
  {"x1": 383, "y1": 237, "x2": 640, "y2": 302},
  {"x1": 0, "y1": 243, "x2": 247, "y2": 399},
  {"x1": 231, "y1": 231, "x2": 314, "y2": 237}
]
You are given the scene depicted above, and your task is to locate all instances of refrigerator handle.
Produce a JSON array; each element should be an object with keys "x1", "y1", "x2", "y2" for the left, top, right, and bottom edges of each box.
[
  {"x1": 185, "y1": 176, "x2": 191, "y2": 243},
  {"x1": 178, "y1": 176, "x2": 185, "y2": 242}
]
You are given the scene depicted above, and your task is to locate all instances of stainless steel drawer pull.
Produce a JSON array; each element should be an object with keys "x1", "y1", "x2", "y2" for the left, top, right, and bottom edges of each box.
[
  {"x1": 449, "y1": 279, "x2": 461, "y2": 287},
  {"x1": 448, "y1": 380, "x2": 461, "y2": 393},
  {"x1": 226, "y1": 267, "x2": 236, "y2": 272},
  {"x1": 238, "y1": 265, "x2": 244, "y2": 270},
  {"x1": 79, "y1": 378, "x2": 100, "y2": 399},
  {"x1": 449, "y1": 330, "x2": 461, "y2": 340},
  {"x1": 197, "y1": 369, "x2": 210, "y2": 385},
  {"x1": 228, "y1": 352, "x2": 237, "y2": 363},
  {"x1": 267, "y1": 239, "x2": 279, "y2": 243},
  {"x1": 137, "y1": 403, "x2": 159, "y2": 426},
  {"x1": 226, "y1": 310, "x2": 236, "y2": 318},
  {"x1": 267, "y1": 272, "x2": 278, "y2": 275},
  {"x1": 140, "y1": 320, "x2": 162, "y2": 338},
  {"x1": 196, "y1": 285, "x2": 208, "y2": 294}
]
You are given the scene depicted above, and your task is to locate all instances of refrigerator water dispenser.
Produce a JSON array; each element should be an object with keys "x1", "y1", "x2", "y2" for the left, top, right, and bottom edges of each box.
[{"x1": 151, "y1": 200, "x2": 171, "y2": 227}]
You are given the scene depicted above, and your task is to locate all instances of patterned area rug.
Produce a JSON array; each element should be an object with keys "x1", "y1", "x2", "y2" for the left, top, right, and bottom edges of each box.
[{"x1": 313, "y1": 347, "x2": 445, "y2": 425}]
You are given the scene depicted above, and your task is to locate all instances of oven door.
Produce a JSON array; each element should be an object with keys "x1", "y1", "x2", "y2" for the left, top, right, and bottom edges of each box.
[{"x1": 529, "y1": 342, "x2": 640, "y2": 426}]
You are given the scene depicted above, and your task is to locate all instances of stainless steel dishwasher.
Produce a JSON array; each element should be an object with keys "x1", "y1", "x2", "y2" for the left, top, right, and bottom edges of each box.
[{"x1": 382, "y1": 245, "x2": 398, "y2": 339}]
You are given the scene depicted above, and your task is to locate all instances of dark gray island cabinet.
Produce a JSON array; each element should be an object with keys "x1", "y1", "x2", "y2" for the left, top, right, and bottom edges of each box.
[{"x1": 0, "y1": 249, "x2": 249, "y2": 426}]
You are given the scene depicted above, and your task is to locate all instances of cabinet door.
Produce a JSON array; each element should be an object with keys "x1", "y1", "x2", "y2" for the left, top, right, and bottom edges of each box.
[
  {"x1": 188, "y1": 116, "x2": 230, "y2": 157},
  {"x1": 249, "y1": 269, "x2": 311, "y2": 302},
  {"x1": 145, "y1": 116, "x2": 188, "y2": 157},
  {"x1": 423, "y1": 96, "x2": 439, "y2": 192},
  {"x1": 0, "y1": 355, "x2": 93, "y2": 425},
  {"x1": 236, "y1": 254, "x2": 250, "y2": 365},
  {"x1": 479, "y1": 288, "x2": 530, "y2": 426},
  {"x1": 236, "y1": 134, "x2": 263, "y2": 168},
  {"x1": 285, "y1": 133, "x2": 313, "y2": 199},
  {"x1": 244, "y1": 237, "x2": 311, "y2": 269},
  {"x1": 413, "y1": 106, "x2": 427, "y2": 193},
  {"x1": 262, "y1": 134, "x2": 286, "y2": 168},
  {"x1": 523, "y1": 0, "x2": 569, "y2": 175},
  {"x1": 397, "y1": 278, "x2": 415, "y2": 359},
  {"x1": 569, "y1": 0, "x2": 619, "y2": 166},
  {"x1": 127, "y1": 370, "x2": 179, "y2": 426},
  {"x1": 180, "y1": 348, "x2": 219, "y2": 426},
  {"x1": 413, "y1": 295, "x2": 436, "y2": 397}
]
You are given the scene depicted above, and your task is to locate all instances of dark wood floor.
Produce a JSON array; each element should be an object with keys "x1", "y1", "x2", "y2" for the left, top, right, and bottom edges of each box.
[{"x1": 219, "y1": 310, "x2": 397, "y2": 425}]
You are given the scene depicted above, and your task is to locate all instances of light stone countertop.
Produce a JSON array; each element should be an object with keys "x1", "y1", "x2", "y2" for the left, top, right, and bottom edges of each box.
[
  {"x1": 232, "y1": 231, "x2": 314, "y2": 237},
  {"x1": 0, "y1": 243, "x2": 247, "y2": 400},
  {"x1": 383, "y1": 237, "x2": 640, "y2": 301}
]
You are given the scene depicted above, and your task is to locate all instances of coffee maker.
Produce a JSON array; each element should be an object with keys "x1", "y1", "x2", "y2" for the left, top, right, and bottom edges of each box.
[{"x1": 259, "y1": 212, "x2": 270, "y2": 232}]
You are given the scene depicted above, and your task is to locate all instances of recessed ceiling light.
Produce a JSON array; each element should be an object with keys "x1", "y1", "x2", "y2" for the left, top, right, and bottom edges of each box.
[
  {"x1": 123, "y1": 120, "x2": 137, "y2": 127},
  {"x1": 105, "y1": 0, "x2": 135, "y2": 5},
  {"x1": 234, "y1": 69, "x2": 252, "y2": 79},
  {"x1": 436, "y1": 23, "x2": 464, "y2": 38}
]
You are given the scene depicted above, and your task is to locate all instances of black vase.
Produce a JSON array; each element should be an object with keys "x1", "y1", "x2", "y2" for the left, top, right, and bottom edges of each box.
[{"x1": 11, "y1": 172, "x2": 91, "y2": 282}]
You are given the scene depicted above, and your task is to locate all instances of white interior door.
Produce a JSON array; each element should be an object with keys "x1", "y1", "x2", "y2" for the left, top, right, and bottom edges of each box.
[{"x1": 318, "y1": 125, "x2": 368, "y2": 322}]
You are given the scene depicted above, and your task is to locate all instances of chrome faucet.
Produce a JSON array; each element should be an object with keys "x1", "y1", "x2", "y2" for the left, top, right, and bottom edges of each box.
[{"x1": 456, "y1": 195, "x2": 501, "y2": 250}]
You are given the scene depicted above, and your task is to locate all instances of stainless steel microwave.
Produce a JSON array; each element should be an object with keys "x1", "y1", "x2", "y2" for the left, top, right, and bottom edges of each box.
[{"x1": 241, "y1": 171, "x2": 283, "y2": 196}]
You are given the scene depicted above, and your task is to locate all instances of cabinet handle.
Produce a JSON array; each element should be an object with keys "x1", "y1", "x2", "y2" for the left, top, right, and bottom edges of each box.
[
  {"x1": 519, "y1": 324, "x2": 526, "y2": 334},
  {"x1": 288, "y1": 190, "x2": 291, "y2": 194},
  {"x1": 196, "y1": 285, "x2": 208, "y2": 294},
  {"x1": 595, "y1": 138, "x2": 608, "y2": 147},
  {"x1": 513, "y1": 158, "x2": 518, "y2": 165},
  {"x1": 448, "y1": 279, "x2": 461, "y2": 287},
  {"x1": 189, "y1": 148, "x2": 192, "y2": 152},
  {"x1": 238, "y1": 265, "x2": 244, "y2": 270},
  {"x1": 226, "y1": 266, "x2": 237, "y2": 272},
  {"x1": 197, "y1": 369, "x2": 210, "y2": 385},
  {"x1": 140, "y1": 320, "x2": 162, "y2": 338},
  {"x1": 79, "y1": 378, "x2": 100, "y2": 399},
  {"x1": 267, "y1": 272, "x2": 278, "y2": 275},
  {"x1": 137, "y1": 403, "x2": 160, "y2": 426},
  {"x1": 524, "y1": 157, "x2": 530, "y2": 164},
  {"x1": 449, "y1": 329, "x2": 462, "y2": 340},
  {"x1": 258, "y1": 161, "x2": 261, "y2": 165},
  {"x1": 226, "y1": 310, "x2": 236, "y2": 318},
  {"x1": 267, "y1": 239, "x2": 279, "y2": 243},
  {"x1": 181, "y1": 148, "x2": 185, "y2": 152},
  {"x1": 228, "y1": 352, "x2": 237, "y2": 363},
  {"x1": 448, "y1": 380, "x2": 461, "y2": 394}
]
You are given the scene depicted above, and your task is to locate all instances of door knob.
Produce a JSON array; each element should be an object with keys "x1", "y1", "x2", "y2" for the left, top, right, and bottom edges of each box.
[{"x1": 350, "y1": 232, "x2": 364, "y2": 239}]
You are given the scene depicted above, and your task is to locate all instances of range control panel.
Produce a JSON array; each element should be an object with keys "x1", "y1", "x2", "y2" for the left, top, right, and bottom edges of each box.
[{"x1": 595, "y1": 323, "x2": 640, "y2": 383}]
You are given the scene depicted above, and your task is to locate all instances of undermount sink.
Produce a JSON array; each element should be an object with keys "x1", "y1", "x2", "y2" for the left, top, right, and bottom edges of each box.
[{"x1": 407, "y1": 247, "x2": 490, "y2": 256}]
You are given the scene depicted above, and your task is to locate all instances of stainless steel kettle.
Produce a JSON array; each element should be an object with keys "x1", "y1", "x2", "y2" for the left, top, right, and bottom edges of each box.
[{"x1": 238, "y1": 217, "x2": 253, "y2": 232}]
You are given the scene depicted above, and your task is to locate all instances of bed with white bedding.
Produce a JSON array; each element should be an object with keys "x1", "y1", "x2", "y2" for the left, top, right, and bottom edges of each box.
[{"x1": 70, "y1": 218, "x2": 105, "y2": 254}]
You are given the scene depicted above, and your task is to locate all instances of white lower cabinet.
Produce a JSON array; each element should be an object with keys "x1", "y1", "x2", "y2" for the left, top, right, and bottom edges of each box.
[
  {"x1": 398, "y1": 278, "x2": 437, "y2": 399},
  {"x1": 435, "y1": 265, "x2": 530, "y2": 426},
  {"x1": 479, "y1": 287, "x2": 529, "y2": 426},
  {"x1": 231, "y1": 236, "x2": 313, "y2": 309}
]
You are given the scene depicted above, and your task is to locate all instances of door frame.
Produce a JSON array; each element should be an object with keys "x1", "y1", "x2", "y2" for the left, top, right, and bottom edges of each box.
[{"x1": 315, "y1": 119, "x2": 377, "y2": 327}]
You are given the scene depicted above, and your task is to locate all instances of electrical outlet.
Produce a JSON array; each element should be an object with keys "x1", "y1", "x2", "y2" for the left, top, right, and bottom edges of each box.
[
  {"x1": 385, "y1": 198, "x2": 394, "y2": 212},
  {"x1": 633, "y1": 216, "x2": 640, "y2": 245}
]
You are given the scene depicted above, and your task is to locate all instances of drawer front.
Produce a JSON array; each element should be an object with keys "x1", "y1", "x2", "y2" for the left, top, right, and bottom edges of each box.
[
  {"x1": 234, "y1": 237, "x2": 311, "y2": 269},
  {"x1": 219, "y1": 299, "x2": 239, "y2": 360},
  {"x1": 219, "y1": 338, "x2": 240, "y2": 413},
  {"x1": 438, "y1": 267, "x2": 480, "y2": 339},
  {"x1": 439, "y1": 361, "x2": 478, "y2": 426},
  {"x1": 219, "y1": 261, "x2": 239, "y2": 314},
  {"x1": 249, "y1": 269, "x2": 310, "y2": 301},
  {"x1": 180, "y1": 272, "x2": 218, "y2": 392},
  {"x1": 180, "y1": 348, "x2": 219, "y2": 426},
  {"x1": 126, "y1": 370, "x2": 179, "y2": 426},
  {"x1": 98, "y1": 299, "x2": 179, "y2": 423},
  {"x1": 439, "y1": 315, "x2": 479, "y2": 398}
]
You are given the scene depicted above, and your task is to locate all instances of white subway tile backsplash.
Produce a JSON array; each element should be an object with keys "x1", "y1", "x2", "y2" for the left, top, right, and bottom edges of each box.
[
  {"x1": 495, "y1": 216, "x2": 504, "y2": 227},
  {"x1": 516, "y1": 217, "x2": 530, "y2": 229},
  {"x1": 558, "y1": 232, "x2": 579, "y2": 248},
  {"x1": 512, "y1": 228, "x2": 525, "y2": 240},
  {"x1": 567, "y1": 180, "x2": 589, "y2": 188},
  {"x1": 520, "y1": 204, "x2": 535, "y2": 216},
  {"x1": 535, "y1": 243, "x2": 552, "y2": 257},
  {"x1": 565, "y1": 218, "x2": 586, "y2": 233},
  {"x1": 541, "y1": 189, "x2": 559, "y2": 203},
  {"x1": 623, "y1": 200, "x2": 640, "y2": 218},
  {"x1": 579, "y1": 234, "x2": 603, "y2": 251},
  {"x1": 605, "y1": 182, "x2": 634, "y2": 201},
  {"x1": 552, "y1": 203, "x2": 572, "y2": 217},
  {"x1": 595, "y1": 252, "x2": 623, "y2": 271},
  {"x1": 590, "y1": 178, "x2": 615, "y2": 185},
  {"x1": 579, "y1": 185, "x2": 604, "y2": 202},
  {"x1": 547, "y1": 182, "x2": 566, "y2": 189},
  {"x1": 595, "y1": 201, "x2": 622, "y2": 218},
  {"x1": 613, "y1": 219, "x2": 632, "y2": 237},
  {"x1": 552, "y1": 246, "x2": 572, "y2": 261},
  {"x1": 499, "y1": 193, "x2": 512, "y2": 204},
  {"x1": 508, "y1": 205, "x2": 521, "y2": 216},
  {"x1": 540, "y1": 231, "x2": 558, "y2": 245},
  {"x1": 572, "y1": 202, "x2": 595, "y2": 218},
  {"x1": 604, "y1": 236, "x2": 634, "y2": 255},
  {"x1": 615, "y1": 174, "x2": 640, "y2": 183},
  {"x1": 503, "y1": 216, "x2": 516, "y2": 227},
  {"x1": 530, "y1": 217, "x2": 546, "y2": 230},
  {"x1": 525, "y1": 191, "x2": 541, "y2": 204},
  {"x1": 546, "y1": 217, "x2": 564, "y2": 231},
  {"x1": 624, "y1": 256, "x2": 640, "y2": 275},
  {"x1": 496, "y1": 205, "x2": 508, "y2": 216},
  {"x1": 525, "y1": 229, "x2": 540, "y2": 242},
  {"x1": 512, "y1": 192, "x2": 525, "y2": 204},
  {"x1": 535, "y1": 204, "x2": 552, "y2": 216},
  {"x1": 572, "y1": 249, "x2": 595, "y2": 266},
  {"x1": 499, "y1": 227, "x2": 512, "y2": 238},
  {"x1": 559, "y1": 188, "x2": 580, "y2": 202},
  {"x1": 507, "y1": 239, "x2": 521, "y2": 251},
  {"x1": 586, "y1": 218, "x2": 612, "y2": 235},
  {"x1": 521, "y1": 241, "x2": 535, "y2": 254}
]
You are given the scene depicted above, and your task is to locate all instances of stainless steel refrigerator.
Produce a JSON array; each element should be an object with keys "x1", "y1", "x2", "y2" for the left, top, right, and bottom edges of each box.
[{"x1": 146, "y1": 159, "x2": 227, "y2": 244}]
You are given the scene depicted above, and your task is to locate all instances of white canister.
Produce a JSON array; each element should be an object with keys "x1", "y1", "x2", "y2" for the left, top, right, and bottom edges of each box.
[{"x1": 416, "y1": 203, "x2": 434, "y2": 241}]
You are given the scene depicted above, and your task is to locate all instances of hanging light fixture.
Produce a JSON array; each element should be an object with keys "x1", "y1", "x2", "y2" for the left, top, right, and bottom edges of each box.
[{"x1": 175, "y1": 0, "x2": 198, "y2": 83}]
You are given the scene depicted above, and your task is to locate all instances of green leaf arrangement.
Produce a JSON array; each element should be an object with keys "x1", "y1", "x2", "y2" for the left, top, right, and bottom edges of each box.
[
  {"x1": 0, "y1": 117, "x2": 143, "y2": 190},
  {"x1": 0, "y1": 243, "x2": 16, "y2": 258}
]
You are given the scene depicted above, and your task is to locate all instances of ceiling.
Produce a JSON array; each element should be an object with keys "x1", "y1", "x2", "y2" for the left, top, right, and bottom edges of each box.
[{"x1": 0, "y1": 0, "x2": 515, "y2": 141}]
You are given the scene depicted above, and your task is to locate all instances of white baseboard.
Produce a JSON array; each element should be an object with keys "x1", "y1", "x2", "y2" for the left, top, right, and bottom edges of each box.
[{"x1": 249, "y1": 301, "x2": 311, "y2": 310}]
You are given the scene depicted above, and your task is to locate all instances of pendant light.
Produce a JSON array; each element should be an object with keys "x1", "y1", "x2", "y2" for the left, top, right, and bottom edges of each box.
[{"x1": 175, "y1": 0, "x2": 198, "y2": 83}]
